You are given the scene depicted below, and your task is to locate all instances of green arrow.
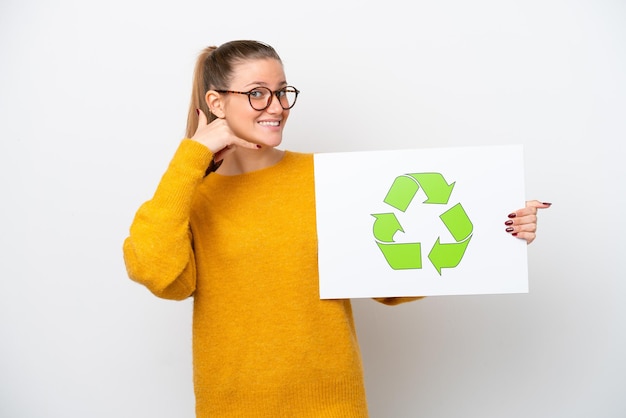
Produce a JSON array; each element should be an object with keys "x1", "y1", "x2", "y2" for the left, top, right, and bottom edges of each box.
[
  {"x1": 372, "y1": 213, "x2": 404, "y2": 242},
  {"x1": 439, "y1": 203, "x2": 473, "y2": 241},
  {"x1": 428, "y1": 235, "x2": 472, "y2": 275},
  {"x1": 376, "y1": 242, "x2": 422, "y2": 270},
  {"x1": 383, "y1": 175, "x2": 419, "y2": 212},
  {"x1": 408, "y1": 173, "x2": 455, "y2": 204}
]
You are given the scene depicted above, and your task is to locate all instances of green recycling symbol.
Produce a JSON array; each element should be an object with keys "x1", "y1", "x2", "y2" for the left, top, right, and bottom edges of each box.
[{"x1": 371, "y1": 173, "x2": 473, "y2": 275}]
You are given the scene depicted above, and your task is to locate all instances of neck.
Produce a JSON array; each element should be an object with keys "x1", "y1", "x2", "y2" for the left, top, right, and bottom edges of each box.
[{"x1": 216, "y1": 146, "x2": 285, "y2": 176}]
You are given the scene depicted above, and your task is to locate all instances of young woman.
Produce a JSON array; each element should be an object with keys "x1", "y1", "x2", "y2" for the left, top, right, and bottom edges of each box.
[{"x1": 123, "y1": 40, "x2": 551, "y2": 418}]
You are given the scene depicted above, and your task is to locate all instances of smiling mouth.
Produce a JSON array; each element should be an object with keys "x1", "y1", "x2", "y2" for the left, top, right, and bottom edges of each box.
[{"x1": 258, "y1": 121, "x2": 280, "y2": 127}]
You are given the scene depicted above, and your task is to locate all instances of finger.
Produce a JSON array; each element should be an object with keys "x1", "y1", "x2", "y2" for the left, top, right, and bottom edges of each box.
[
  {"x1": 526, "y1": 200, "x2": 552, "y2": 209},
  {"x1": 214, "y1": 140, "x2": 261, "y2": 162},
  {"x1": 507, "y1": 207, "x2": 534, "y2": 220},
  {"x1": 505, "y1": 222, "x2": 537, "y2": 244},
  {"x1": 196, "y1": 108, "x2": 208, "y2": 126},
  {"x1": 192, "y1": 108, "x2": 209, "y2": 140},
  {"x1": 512, "y1": 231, "x2": 536, "y2": 245},
  {"x1": 233, "y1": 138, "x2": 262, "y2": 150},
  {"x1": 505, "y1": 214, "x2": 537, "y2": 229},
  {"x1": 505, "y1": 219, "x2": 537, "y2": 234},
  {"x1": 508, "y1": 201, "x2": 551, "y2": 219}
]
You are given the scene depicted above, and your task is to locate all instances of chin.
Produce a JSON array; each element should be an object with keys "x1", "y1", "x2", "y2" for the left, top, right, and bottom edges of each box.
[{"x1": 258, "y1": 136, "x2": 283, "y2": 148}]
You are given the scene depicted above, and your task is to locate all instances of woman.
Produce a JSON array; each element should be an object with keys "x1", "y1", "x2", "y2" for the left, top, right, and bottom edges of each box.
[{"x1": 123, "y1": 40, "x2": 551, "y2": 418}]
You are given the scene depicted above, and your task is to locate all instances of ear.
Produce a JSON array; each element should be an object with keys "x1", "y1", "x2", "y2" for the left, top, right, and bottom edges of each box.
[{"x1": 205, "y1": 90, "x2": 225, "y2": 118}]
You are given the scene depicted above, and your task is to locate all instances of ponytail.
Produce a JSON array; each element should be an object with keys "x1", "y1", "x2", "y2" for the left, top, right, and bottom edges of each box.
[{"x1": 185, "y1": 46, "x2": 218, "y2": 139}]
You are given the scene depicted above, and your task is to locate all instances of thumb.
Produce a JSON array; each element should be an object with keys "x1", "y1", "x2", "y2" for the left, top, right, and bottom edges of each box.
[{"x1": 526, "y1": 200, "x2": 552, "y2": 209}]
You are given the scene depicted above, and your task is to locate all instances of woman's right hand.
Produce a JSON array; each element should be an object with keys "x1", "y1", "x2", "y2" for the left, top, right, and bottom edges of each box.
[{"x1": 191, "y1": 109, "x2": 259, "y2": 162}]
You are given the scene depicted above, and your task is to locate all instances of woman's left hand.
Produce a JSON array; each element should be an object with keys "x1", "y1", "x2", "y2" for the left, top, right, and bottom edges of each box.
[{"x1": 505, "y1": 200, "x2": 552, "y2": 244}]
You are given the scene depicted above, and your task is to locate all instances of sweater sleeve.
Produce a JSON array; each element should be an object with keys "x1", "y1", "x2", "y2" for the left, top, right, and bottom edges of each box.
[{"x1": 123, "y1": 139, "x2": 214, "y2": 300}]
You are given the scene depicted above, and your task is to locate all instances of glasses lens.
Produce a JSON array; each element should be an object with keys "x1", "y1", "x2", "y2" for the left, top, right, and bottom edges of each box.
[
  {"x1": 277, "y1": 87, "x2": 298, "y2": 109},
  {"x1": 249, "y1": 87, "x2": 272, "y2": 111}
]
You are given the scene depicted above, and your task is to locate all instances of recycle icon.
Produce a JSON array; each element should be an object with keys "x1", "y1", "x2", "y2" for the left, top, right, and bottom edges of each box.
[{"x1": 371, "y1": 173, "x2": 473, "y2": 275}]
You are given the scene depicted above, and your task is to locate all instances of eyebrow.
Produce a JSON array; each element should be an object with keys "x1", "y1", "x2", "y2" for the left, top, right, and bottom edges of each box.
[{"x1": 243, "y1": 80, "x2": 288, "y2": 88}]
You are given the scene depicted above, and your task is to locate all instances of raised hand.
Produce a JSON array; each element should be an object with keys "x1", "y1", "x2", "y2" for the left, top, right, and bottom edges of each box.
[{"x1": 191, "y1": 109, "x2": 259, "y2": 162}]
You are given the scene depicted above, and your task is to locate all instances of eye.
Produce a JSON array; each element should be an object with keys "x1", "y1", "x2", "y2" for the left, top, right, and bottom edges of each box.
[{"x1": 248, "y1": 88, "x2": 268, "y2": 99}]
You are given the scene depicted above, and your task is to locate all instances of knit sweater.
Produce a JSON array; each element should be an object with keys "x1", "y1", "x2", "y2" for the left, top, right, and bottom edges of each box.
[{"x1": 123, "y1": 139, "x2": 417, "y2": 417}]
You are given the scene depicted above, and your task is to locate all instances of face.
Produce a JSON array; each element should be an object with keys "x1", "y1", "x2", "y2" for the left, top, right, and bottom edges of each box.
[{"x1": 218, "y1": 58, "x2": 291, "y2": 148}]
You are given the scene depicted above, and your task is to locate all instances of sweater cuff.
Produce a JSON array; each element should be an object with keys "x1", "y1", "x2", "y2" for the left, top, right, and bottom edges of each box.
[{"x1": 173, "y1": 138, "x2": 214, "y2": 171}]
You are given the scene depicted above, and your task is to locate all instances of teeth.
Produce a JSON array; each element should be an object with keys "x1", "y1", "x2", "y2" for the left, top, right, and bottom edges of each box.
[{"x1": 259, "y1": 121, "x2": 280, "y2": 126}]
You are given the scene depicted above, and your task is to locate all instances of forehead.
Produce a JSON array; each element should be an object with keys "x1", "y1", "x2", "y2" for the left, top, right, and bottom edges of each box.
[{"x1": 229, "y1": 58, "x2": 286, "y2": 88}]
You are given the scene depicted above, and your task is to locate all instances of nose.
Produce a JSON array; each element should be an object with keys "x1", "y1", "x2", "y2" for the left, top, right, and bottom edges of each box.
[{"x1": 266, "y1": 93, "x2": 285, "y2": 114}]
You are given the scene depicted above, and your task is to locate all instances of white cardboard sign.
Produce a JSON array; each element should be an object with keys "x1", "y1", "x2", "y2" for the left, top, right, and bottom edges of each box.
[{"x1": 314, "y1": 145, "x2": 527, "y2": 299}]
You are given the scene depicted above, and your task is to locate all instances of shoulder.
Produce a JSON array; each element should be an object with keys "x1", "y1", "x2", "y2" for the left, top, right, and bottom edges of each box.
[
  {"x1": 283, "y1": 150, "x2": 314, "y2": 167},
  {"x1": 277, "y1": 151, "x2": 315, "y2": 183},
  {"x1": 284, "y1": 150, "x2": 314, "y2": 159}
]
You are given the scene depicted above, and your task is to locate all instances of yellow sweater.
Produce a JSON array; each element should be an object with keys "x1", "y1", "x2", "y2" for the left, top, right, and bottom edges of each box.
[{"x1": 126, "y1": 139, "x2": 378, "y2": 417}]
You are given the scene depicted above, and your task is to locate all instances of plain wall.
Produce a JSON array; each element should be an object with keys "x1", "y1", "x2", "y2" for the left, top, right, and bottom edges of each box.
[{"x1": 1, "y1": 1, "x2": 624, "y2": 417}]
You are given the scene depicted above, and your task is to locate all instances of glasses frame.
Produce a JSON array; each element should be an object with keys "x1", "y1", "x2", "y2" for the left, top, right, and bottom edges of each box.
[{"x1": 214, "y1": 86, "x2": 300, "y2": 111}]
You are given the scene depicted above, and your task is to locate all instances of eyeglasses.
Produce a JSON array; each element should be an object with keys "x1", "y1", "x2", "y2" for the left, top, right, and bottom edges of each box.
[{"x1": 215, "y1": 86, "x2": 300, "y2": 111}]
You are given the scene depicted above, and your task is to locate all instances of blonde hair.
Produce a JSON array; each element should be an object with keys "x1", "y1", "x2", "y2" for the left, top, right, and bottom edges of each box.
[{"x1": 185, "y1": 40, "x2": 282, "y2": 139}]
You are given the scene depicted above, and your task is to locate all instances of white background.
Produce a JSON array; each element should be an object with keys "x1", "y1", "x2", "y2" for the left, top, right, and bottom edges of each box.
[{"x1": 1, "y1": 1, "x2": 624, "y2": 417}]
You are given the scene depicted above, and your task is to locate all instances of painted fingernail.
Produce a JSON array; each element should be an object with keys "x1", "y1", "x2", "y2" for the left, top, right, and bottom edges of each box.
[
  {"x1": 512, "y1": 233, "x2": 518, "y2": 236},
  {"x1": 506, "y1": 227, "x2": 515, "y2": 233},
  {"x1": 508, "y1": 213, "x2": 517, "y2": 218},
  {"x1": 505, "y1": 220, "x2": 514, "y2": 226},
  {"x1": 196, "y1": 109, "x2": 200, "y2": 116},
  {"x1": 256, "y1": 145, "x2": 262, "y2": 149},
  {"x1": 543, "y1": 202, "x2": 552, "y2": 206}
]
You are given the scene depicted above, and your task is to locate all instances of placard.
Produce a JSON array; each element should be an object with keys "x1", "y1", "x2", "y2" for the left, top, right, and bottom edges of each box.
[{"x1": 314, "y1": 145, "x2": 527, "y2": 299}]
